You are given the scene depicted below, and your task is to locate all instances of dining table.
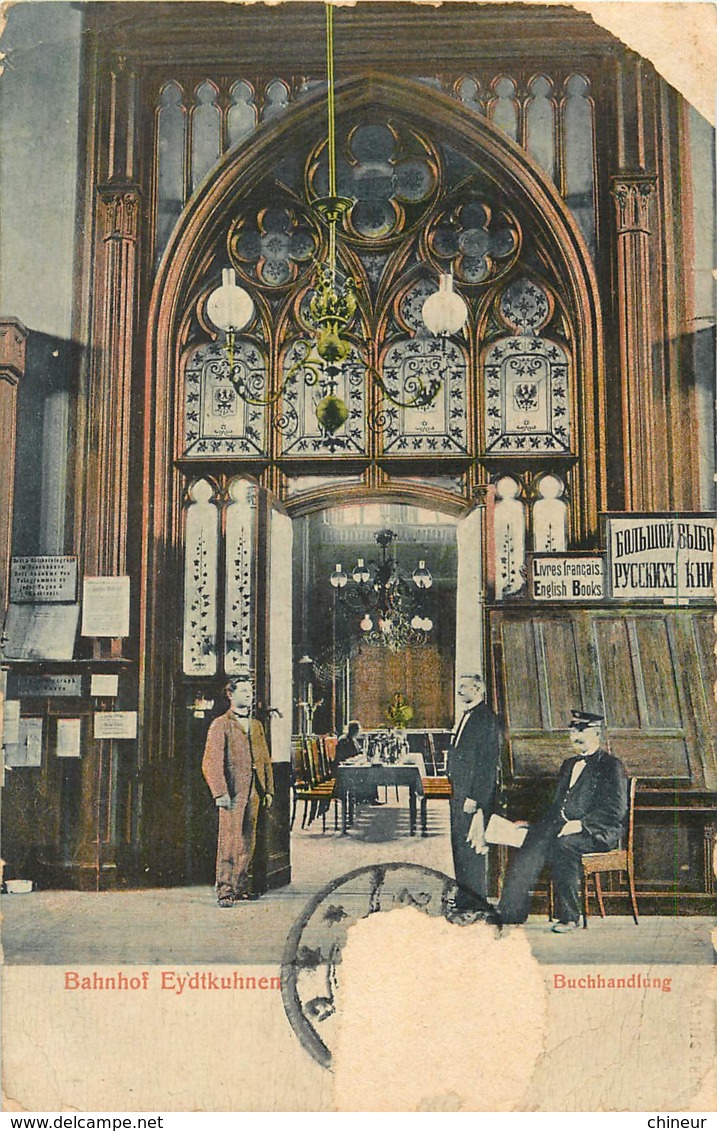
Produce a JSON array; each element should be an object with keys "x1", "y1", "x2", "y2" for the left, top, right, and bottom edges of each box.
[{"x1": 333, "y1": 756, "x2": 427, "y2": 835}]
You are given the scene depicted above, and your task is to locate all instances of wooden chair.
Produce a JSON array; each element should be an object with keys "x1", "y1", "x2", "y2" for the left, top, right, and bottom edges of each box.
[
  {"x1": 419, "y1": 776, "x2": 452, "y2": 836},
  {"x1": 581, "y1": 777, "x2": 639, "y2": 927},
  {"x1": 290, "y1": 736, "x2": 337, "y2": 833},
  {"x1": 548, "y1": 777, "x2": 639, "y2": 927},
  {"x1": 418, "y1": 733, "x2": 454, "y2": 834}
]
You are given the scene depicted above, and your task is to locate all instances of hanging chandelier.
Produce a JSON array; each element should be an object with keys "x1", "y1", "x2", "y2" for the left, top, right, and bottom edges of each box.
[
  {"x1": 204, "y1": 4, "x2": 468, "y2": 449},
  {"x1": 329, "y1": 529, "x2": 433, "y2": 652}
]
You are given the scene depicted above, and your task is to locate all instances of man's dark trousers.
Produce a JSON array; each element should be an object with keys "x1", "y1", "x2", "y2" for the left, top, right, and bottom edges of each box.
[
  {"x1": 499, "y1": 819, "x2": 602, "y2": 925},
  {"x1": 450, "y1": 798, "x2": 488, "y2": 906}
]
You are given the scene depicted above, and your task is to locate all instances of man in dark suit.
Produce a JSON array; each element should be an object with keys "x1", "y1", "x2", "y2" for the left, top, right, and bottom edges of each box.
[
  {"x1": 334, "y1": 719, "x2": 379, "y2": 804},
  {"x1": 334, "y1": 720, "x2": 362, "y2": 766},
  {"x1": 447, "y1": 673, "x2": 502, "y2": 910},
  {"x1": 498, "y1": 710, "x2": 628, "y2": 932}
]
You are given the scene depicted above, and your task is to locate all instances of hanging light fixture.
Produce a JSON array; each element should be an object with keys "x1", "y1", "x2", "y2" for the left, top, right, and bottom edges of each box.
[
  {"x1": 330, "y1": 529, "x2": 434, "y2": 652},
  {"x1": 205, "y1": 3, "x2": 468, "y2": 445}
]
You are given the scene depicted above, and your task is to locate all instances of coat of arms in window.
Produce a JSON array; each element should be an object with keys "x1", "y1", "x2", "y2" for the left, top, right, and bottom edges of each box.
[
  {"x1": 513, "y1": 382, "x2": 539, "y2": 413},
  {"x1": 213, "y1": 386, "x2": 237, "y2": 417}
]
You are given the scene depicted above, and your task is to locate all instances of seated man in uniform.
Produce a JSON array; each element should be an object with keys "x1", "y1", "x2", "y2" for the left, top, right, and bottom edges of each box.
[{"x1": 498, "y1": 710, "x2": 628, "y2": 932}]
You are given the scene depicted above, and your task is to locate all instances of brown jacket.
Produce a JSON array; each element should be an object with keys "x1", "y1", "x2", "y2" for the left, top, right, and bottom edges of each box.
[{"x1": 202, "y1": 712, "x2": 274, "y2": 802}]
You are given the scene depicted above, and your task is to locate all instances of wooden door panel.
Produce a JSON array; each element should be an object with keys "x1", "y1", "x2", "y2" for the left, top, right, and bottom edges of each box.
[
  {"x1": 501, "y1": 620, "x2": 542, "y2": 729},
  {"x1": 539, "y1": 619, "x2": 581, "y2": 730},
  {"x1": 593, "y1": 617, "x2": 640, "y2": 728},
  {"x1": 633, "y1": 617, "x2": 681, "y2": 729}
]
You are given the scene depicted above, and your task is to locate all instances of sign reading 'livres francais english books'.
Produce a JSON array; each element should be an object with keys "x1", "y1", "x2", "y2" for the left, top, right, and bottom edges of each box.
[
  {"x1": 529, "y1": 553, "x2": 605, "y2": 601},
  {"x1": 605, "y1": 513, "x2": 715, "y2": 600}
]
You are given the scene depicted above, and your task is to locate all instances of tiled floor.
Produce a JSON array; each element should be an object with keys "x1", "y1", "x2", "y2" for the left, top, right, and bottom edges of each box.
[{"x1": 2, "y1": 795, "x2": 715, "y2": 966}]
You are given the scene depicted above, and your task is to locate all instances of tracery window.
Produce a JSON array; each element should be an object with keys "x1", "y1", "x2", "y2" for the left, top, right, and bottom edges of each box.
[
  {"x1": 152, "y1": 69, "x2": 598, "y2": 267},
  {"x1": 180, "y1": 115, "x2": 556, "y2": 466},
  {"x1": 563, "y1": 74, "x2": 596, "y2": 254},
  {"x1": 190, "y1": 81, "x2": 221, "y2": 193},
  {"x1": 526, "y1": 75, "x2": 556, "y2": 182},
  {"x1": 156, "y1": 82, "x2": 185, "y2": 261},
  {"x1": 483, "y1": 277, "x2": 571, "y2": 455}
]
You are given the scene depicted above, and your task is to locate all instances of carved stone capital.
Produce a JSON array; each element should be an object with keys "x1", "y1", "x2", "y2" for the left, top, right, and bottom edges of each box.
[
  {"x1": 611, "y1": 175, "x2": 657, "y2": 235},
  {"x1": 471, "y1": 482, "x2": 495, "y2": 506},
  {"x1": 0, "y1": 318, "x2": 29, "y2": 385},
  {"x1": 98, "y1": 185, "x2": 141, "y2": 241}
]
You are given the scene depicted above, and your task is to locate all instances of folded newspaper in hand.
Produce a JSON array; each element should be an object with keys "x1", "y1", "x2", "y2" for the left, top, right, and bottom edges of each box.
[{"x1": 485, "y1": 813, "x2": 528, "y2": 847}]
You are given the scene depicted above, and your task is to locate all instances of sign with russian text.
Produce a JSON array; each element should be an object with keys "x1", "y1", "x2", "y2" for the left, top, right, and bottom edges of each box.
[
  {"x1": 10, "y1": 557, "x2": 77, "y2": 603},
  {"x1": 605, "y1": 513, "x2": 715, "y2": 600},
  {"x1": 529, "y1": 553, "x2": 605, "y2": 601}
]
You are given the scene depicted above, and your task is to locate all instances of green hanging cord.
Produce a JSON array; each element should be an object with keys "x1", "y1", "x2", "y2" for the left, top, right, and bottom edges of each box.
[
  {"x1": 326, "y1": 3, "x2": 337, "y2": 201},
  {"x1": 325, "y1": 3, "x2": 338, "y2": 288}
]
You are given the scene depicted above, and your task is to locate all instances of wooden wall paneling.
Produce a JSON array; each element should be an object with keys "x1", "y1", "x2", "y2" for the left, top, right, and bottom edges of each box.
[
  {"x1": 689, "y1": 613, "x2": 717, "y2": 776},
  {"x1": 532, "y1": 621, "x2": 552, "y2": 733},
  {"x1": 571, "y1": 608, "x2": 604, "y2": 715},
  {"x1": 592, "y1": 616, "x2": 641, "y2": 728},
  {"x1": 1, "y1": 712, "x2": 57, "y2": 881},
  {"x1": 538, "y1": 617, "x2": 582, "y2": 730},
  {"x1": 631, "y1": 615, "x2": 681, "y2": 729},
  {"x1": 607, "y1": 734, "x2": 691, "y2": 780},
  {"x1": 674, "y1": 612, "x2": 717, "y2": 790},
  {"x1": 84, "y1": 4, "x2": 622, "y2": 73},
  {"x1": 350, "y1": 644, "x2": 452, "y2": 731},
  {"x1": 634, "y1": 819, "x2": 705, "y2": 894},
  {"x1": 500, "y1": 620, "x2": 543, "y2": 731}
]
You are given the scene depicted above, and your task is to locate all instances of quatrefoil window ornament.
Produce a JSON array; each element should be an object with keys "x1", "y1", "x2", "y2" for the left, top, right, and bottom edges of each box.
[
  {"x1": 309, "y1": 122, "x2": 438, "y2": 242},
  {"x1": 229, "y1": 206, "x2": 318, "y2": 288},
  {"x1": 427, "y1": 200, "x2": 520, "y2": 284}
]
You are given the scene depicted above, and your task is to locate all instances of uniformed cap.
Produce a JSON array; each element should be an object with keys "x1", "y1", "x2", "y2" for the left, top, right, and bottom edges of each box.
[{"x1": 569, "y1": 710, "x2": 604, "y2": 730}]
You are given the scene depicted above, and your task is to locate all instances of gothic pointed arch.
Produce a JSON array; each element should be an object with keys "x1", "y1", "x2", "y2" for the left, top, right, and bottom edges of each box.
[{"x1": 140, "y1": 72, "x2": 605, "y2": 753}]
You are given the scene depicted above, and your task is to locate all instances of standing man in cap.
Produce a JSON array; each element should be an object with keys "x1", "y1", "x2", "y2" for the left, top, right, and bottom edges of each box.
[
  {"x1": 447, "y1": 673, "x2": 502, "y2": 911},
  {"x1": 202, "y1": 674, "x2": 274, "y2": 907},
  {"x1": 498, "y1": 710, "x2": 628, "y2": 931}
]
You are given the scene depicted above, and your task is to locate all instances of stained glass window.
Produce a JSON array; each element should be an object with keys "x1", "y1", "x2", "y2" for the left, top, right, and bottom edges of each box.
[
  {"x1": 183, "y1": 341, "x2": 268, "y2": 458},
  {"x1": 564, "y1": 74, "x2": 596, "y2": 254},
  {"x1": 490, "y1": 76, "x2": 518, "y2": 142},
  {"x1": 526, "y1": 75, "x2": 555, "y2": 182},
  {"x1": 228, "y1": 81, "x2": 257, "y2": 148},
  {"x1": 191, "y1": 81, "x2": 221, "y2": 193},
  {"x1": 156, "y1": 82, "x2": 185, "y2": 263},
  {"x1": 484, "y1": 278, "x2": 571, "y2": 455}
]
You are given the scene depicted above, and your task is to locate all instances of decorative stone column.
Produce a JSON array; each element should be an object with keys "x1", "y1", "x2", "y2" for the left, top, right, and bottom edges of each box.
[
  {"x1": 611, "y1": 174, "x2": 657, "y2": 511},
  {"x1": 0, "y1": 318, "x2": 28, "y2": 613},
  {"x1": 84, "y1": 184, "x2": 140, "y2": 582},
  {"x1": 75, "y1": 184, "x2": 140, "y2": 888}
]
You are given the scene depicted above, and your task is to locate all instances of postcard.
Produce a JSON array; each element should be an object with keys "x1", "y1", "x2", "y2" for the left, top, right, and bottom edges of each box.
[{"x1": 1, "y1": 0, "x2": 715, "y2": 1114}]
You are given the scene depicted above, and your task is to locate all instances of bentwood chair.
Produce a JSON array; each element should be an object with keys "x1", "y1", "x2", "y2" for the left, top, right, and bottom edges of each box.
[{"x1": 580, "y1": 777, "x2": 639, "y2": 927}]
